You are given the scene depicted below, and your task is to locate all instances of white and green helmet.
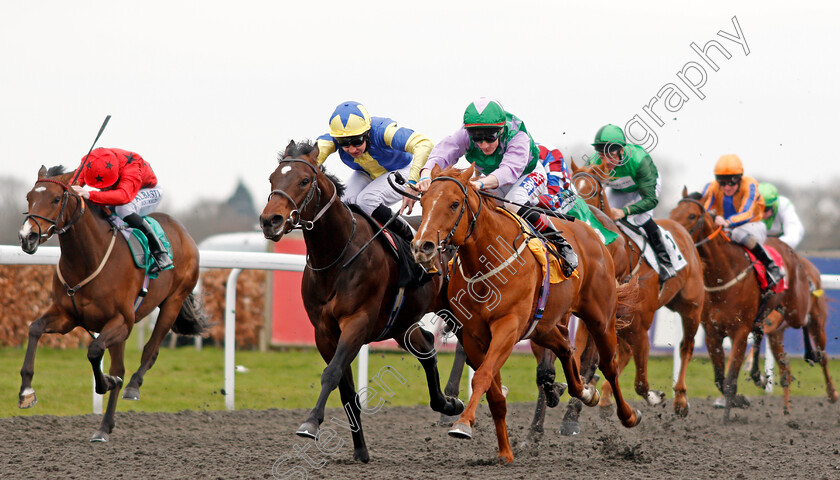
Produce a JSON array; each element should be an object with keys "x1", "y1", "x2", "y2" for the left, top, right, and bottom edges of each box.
[{"x1": 463, "y1": 98, "x2": 506, "y2": 129}]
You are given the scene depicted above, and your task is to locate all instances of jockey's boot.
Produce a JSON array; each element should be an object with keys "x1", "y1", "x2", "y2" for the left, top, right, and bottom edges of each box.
[
  {"x1": 124, "y1": 213, "x2": 173, "y2": 274},
  {"x1": 371, "y1": 204, "x2": 415, "y2": 242},
  {"x1": 641, "y1": 218, "x2": 677, "y2": 282},
  {"x1": 749, "y1": 243, "x2": 783, "y2": 289},
  {"x1": 517, "y1": 206, "x2": 577, "y2": 277}
]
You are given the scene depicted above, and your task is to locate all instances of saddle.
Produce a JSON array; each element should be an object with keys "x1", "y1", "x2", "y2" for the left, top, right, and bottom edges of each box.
[
  {"x1": 347, "y1": 204, "x2": 432, "y2": 288},
  {"x1": 107, "y1": 215, "x2": 174, "y2": 277},
  {"x1": 745, "y1": 245, "x2": 787, "y2": 293},
  {"x1": 617, "y1": 220, "x2": 688, "y2": 275}
]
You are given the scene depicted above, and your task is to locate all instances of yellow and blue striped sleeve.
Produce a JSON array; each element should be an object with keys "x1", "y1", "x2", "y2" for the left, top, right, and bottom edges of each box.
[
  {"x1": 315, "y1": 136, "x2": 336, "y2": 166},
  {"x1": 382, "y1": 123, "x2": 433, "y2": 184}
]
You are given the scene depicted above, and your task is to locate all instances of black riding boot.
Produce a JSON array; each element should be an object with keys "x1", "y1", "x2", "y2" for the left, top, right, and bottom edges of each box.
[
  {"x1": 641, "y1": 218, "x2": 676, "y2": 282},
  {"x1": 517, "y1": 206, "x2": 577, "y2": 277},
  {"x1": 748, "y1": 243, "x2": 783, "y2": 289},
  {"x1": 124, "y1": 213, "x2": 173, "y2": 274},
  {"x1": 371, "y1": 204, "x2": 415, "y2": 242}
]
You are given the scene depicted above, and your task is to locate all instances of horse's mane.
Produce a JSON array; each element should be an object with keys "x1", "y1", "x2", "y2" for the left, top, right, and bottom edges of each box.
[
  {"x1": 46, "y1": 165, "x2": 69, "y2": 177},
  {"x1": 438, "y1": 165, "x2": 499, "y2": 209},
  {"x1": 685, "y1": 191, "x2": 702, "y2": 201},
  {"x1": 279, "y1": 139, "x2": 346, "y2": 198}
]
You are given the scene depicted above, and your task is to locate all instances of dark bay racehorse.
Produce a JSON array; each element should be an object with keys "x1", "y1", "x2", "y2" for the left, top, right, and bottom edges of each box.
[
  {"x1": 670, "y1": 189, "x2": 828, "y2": 419},
  {"x1": 413, "y1": 164, "x2": 641, "y2": 463},
  {"x1": 18, "y1": 166, "x2": 206, "y2": 442},
  {"x1": 566, "y1": 162, "x2": 704, "y2": 423},
  {"x1": 259, "y1": 140, "x2": 463, "y2": 463}
]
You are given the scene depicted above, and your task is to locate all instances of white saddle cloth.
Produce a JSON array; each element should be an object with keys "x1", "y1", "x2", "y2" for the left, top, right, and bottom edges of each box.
[{"x1": 617, "y1": 222, "x2": 688, "y2": 274}]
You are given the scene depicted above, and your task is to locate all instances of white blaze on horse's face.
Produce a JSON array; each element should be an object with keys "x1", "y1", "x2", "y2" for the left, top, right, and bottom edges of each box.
[
  {"x1": 34, "y1": 186, "x2": 46, "y2": 192},
  {"x1": 280, "y1": 165, "x2": 292, "y2": 175},
  {"x1": 19, "y1": 219, "x2": 34, "y2": 238}
]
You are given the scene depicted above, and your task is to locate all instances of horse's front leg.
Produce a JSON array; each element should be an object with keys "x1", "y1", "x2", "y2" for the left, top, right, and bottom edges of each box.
[
  {"x1": 19, "y1": 306, "x2": 75, "y2": 409},
  {"x1": 335, "y1": 366, "x2": 369, "y2": 463},
  {"x1": 438, "y1": 340, "x2": 468, "y2": 425},
  {"x1": 88, "y1": 317, "x2": 131, "y2": 396},
  {"x1": 722, "y1": 327, "x2": 751, "y2": 423},
  {"x1": 767, "y1": 330, "x2": 792, "y2": 415},
  {"x1": 91, "y1": 342, "x2": 126, "y2": 442},
  {"x1": 400, "y1": 324, "x2": 464, "y2": 417},
  {"x1": 297, "y1": 318, "x2": 368, "y2": 446}
]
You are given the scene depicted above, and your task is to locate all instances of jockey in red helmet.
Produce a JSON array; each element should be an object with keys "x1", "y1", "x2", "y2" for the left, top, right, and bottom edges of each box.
[{"x1": 71, "y1": 147, "x2": 173, "y2": 273}]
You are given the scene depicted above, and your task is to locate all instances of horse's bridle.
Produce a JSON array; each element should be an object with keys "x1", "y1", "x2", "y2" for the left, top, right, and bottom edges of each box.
[
  {"x1": 24, "y1": 178, "x2": 86, "y2": 239},
  {"x1": 571, "y1": 170, "x2": 608, "y2": 213},
  {"x1": 676, "y1": 197, "x2": 727, "y2": 247},
  {"x1": 428, "y1": 176, "x2": 483, "y2": 251},
  {"x1": 267, "y1": 158, "x2": 336, "y2": 231}
]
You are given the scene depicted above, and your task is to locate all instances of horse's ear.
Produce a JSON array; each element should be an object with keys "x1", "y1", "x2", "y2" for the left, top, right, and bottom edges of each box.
[
  {"x1": 282, "y1": 140, "x2": 296, "y2": 158},
  {"x1": 431, "y1": 164, "x2": 442, "y2": 178},
  {"x1": 569, "y1": 156, "x2": 579, "y2": 173},
  {"x1": 681, "y1": 186, "x2": 688, "y2": 198},
  {"x1": 38, "y1": 165, "x2": 47, "y2": 179},
  {"x1": 464, "y1": 163, "x2": 476, "y2": 181}
]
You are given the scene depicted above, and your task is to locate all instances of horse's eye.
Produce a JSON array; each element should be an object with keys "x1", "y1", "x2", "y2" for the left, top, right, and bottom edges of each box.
[
  {"x1": 450, "y1": 201, "x2": 460, "y2": 211},
  {"x1": 52, "y1": 196, "x2": 61, "y2": 204},
  {"x1": 688, "y1": 214, "x2": 696, "y2": 220},
  {"x1": 299, "y1": 178, "x2": 311, "y2": 187}
]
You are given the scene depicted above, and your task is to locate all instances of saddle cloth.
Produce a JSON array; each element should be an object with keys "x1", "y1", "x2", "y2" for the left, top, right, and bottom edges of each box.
[
  {"x1": 746, "y1": 246, "x2": 787, "y2": 292},
  {"x1": 107, "y1": 215, "x2": 174, "y2": 276},
  {"x1": 616, "y1": 222, "x2": 688, "y2": 274}
]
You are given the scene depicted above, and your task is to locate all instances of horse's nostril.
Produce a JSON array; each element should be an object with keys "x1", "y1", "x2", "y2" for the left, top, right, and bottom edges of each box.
[{"x1": 420, "y1": 241, "x2": 435, "y2": 256}]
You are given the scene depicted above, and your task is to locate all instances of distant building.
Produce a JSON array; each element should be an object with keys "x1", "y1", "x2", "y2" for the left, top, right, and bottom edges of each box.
[{"x1": 226, "y1": 179, "x2": 257, "y2": 217}]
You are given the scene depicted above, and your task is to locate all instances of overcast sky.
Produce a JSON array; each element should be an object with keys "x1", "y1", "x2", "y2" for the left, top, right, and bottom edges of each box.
[{"x1": 2, "y1": 1, "x2": 838, "y2": 213}]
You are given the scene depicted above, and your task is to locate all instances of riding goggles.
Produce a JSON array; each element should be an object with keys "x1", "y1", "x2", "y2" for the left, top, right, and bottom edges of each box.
[
  {"x1": 716, "y1": 175, "x2": 741, "y2": 186},
  {"x1": 335, "y1": 134, "x2": 367, "y2": 148},
  {"x1": 467, "y1": 127, "x2": 502, "y2": 144}
]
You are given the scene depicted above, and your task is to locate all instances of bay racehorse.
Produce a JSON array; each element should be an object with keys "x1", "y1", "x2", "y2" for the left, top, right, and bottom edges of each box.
[
  {"x1": 412, "y1": 164, "x2": 641, "y2": 463},
  {"x1": 18, "y1": 166, "x2": 206, "y2": 442},
  {"x1": 670, "y1": 189, "x2": 829, "y2": 419},
  {"x1": 258, "y1": 140, "x2": 463, "y2": 463},
  {"x1": 560, "y1": 162, "x2": 704, "y2": 427}
]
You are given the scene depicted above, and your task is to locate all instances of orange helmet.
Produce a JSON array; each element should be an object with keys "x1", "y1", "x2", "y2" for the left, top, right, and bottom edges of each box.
[
  {"x1": 714, "y1": 154, "x2": 744, "y2": 175},
  {"x1": 83, "y1": 148, "x2": 120, "y2": 189}
]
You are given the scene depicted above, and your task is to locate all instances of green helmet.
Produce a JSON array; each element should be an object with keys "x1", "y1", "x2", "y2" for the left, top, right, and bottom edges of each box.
[
  {"x1": 592, "y1": 124, "x2": 627, "y2": 147},
  {"x1": 758, "y1": 182, "x2": 779, "y2": 209},
  {"x1": 463, "y1": 98, "x2": 506, "y2": 128}
]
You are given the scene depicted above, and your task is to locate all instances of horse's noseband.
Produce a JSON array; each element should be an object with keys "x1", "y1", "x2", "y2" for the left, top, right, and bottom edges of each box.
[{"x1": 23, "y1": 178, "x2": 86, "y2": 239}]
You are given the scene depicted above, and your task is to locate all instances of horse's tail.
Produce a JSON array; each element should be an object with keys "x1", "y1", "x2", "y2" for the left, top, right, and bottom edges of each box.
[
  {"x1": 171, "y1": 292, "x2": 210, "y2": 336},
  {"x1": 615, "y1": 276, "x2": 641, "y2": 330}
]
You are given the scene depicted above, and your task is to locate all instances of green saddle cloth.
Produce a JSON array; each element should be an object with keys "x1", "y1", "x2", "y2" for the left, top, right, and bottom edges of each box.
[
  {"x1": 564, "y1": 197, "x2": 618, "y2": 245},
  {"x1": 124, "y1": 217, "x2": 174, "y2": 276}
]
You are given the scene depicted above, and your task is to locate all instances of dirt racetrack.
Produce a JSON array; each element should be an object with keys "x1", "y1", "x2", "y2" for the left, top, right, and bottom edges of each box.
[{"x1": 2, "y1": 396, "x2": 839, "y2": 479}]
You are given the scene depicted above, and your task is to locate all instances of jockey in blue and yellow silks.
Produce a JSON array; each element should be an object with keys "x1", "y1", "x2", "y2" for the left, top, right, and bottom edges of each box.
[{"x1": 316, "y1": 101, "x2": 433, "y2": 239}]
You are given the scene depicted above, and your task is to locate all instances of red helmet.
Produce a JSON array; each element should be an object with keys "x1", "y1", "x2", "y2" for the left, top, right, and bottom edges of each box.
[{"x1": 83, "y1": 148, "x2": 120, "y2": 188}]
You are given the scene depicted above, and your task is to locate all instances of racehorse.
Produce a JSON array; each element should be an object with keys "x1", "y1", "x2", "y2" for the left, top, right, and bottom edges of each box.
[
  {"x1": 412, "y1": 164, "x2": 641, "y2": 463},
  {"x1": 258, "y1": 140, "x2": 463, "y2": 463},
  {"x1": 18, "y1": 165, "x2": 206, "y2": 442},
  {"x1": 670, "y1": 189, "x2": 827, "y2": 419},
  {"x1": 562, "y1": 162, "x2": 704, "y2": 428}
]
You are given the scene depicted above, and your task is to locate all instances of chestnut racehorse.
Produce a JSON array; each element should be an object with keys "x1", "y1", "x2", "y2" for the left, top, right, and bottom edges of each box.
[
  {"x1": 412, "y1": 164, "x2": 641, "y2": 463},
  {"x1": 670, "y1": 190, "x2": 831, "y2": 419},
  {"x1": 259, "y1": 140, "x2": 463, "y2": 463},
  {"x1": 18, "y1": 166, "x2": 206, "y2": 442},
  {"x1": 560, "y1": 163, "x2": 704, "y2": 427}
]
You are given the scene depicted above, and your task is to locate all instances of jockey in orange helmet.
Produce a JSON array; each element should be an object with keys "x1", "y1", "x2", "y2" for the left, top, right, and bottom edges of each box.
[
  {"x1": 701, "y1": 154, "x2": 782, "y2": 287},
  {"x1": 71, "y1": 148, "x2": 172, "y2": 273}
]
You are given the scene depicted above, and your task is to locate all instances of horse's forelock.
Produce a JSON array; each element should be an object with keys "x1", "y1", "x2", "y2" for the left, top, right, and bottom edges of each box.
[
  {"x1": 46, "y1": 165, "x2": 67, "y2": 177},
  {"x1": 280, "y1": 139, "x2": 317, "y2": 161},
  {"x1": 686, "y1": 191, "x2": 702, "y2": 200}
]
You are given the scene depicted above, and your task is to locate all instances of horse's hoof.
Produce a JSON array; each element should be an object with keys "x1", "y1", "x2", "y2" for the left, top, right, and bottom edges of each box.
[
  {"x1": 545, "y1": 383, "x2": 567, "y2": 408},
  {"x1": 712, "y1": 396, "x2": 726, "y2": 409},
  {"x1": 829, "y1": 391, "x2": 839, "y2": 404},
  {"x1": 599, "y1": 403, "x2": 616, "y2": 419},
  {"x1": 353, "y1": 447, "x2": 370, "y2": 463},
  {"x1": 438, "y1": 413, "x2": 461, "y2": 426},
  {"x1": 497, "y1": 453, "x2": 514, "y2": 465},
  {"x1": 448, "y1": 422, "x2": 472, "y2": 439},
  {"x1": 443, "y1": 398, "x2": 465, "y2": 416},
  {"x1": 559, "y1": 420, "x2": 580, "y2": 436},
  {"x1": 733, "y1": 394, "x2": 751, "y2": 409},
  {"x1": 18, "y1": 391, "x2": 37, "y2": 409},
  {"x1": 674, "y1": 402, "x2": 690, "y2": 418},
  {"x1": 783, "y1": 407, "x2": 790, "y2": 416},
  {"x1": 646, "y1": 390, "x2": 666, "y2": 406},
  {"x1": 90, "y1": 430, "x2": 109, "y2": 443},
  {"x1": 582, "y1": 385, "x2": 601, "y2": 407},
  {"x1": 121, "y1": 387, "x2": 140, "y2": 401},
  {"x1": 295, "y1": 422, "x2": 318, "y2": 439},
  {"x1": 630, "y1": 408, "x2": 643, "y2": 427}
]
